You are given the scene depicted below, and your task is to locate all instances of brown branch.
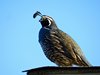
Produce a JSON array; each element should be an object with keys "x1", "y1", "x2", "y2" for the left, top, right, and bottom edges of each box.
[{"x1": 23, "y1": 66, "x2": 100, "y2": 75}]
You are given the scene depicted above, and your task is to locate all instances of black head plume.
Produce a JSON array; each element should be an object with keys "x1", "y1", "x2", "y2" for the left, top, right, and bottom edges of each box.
[
  {"x1": 33, "y1": 11, "x2": 57, "y2": 28},
  {"x1": 33, "y1": 11, "x2": 43, "y2": 18}
]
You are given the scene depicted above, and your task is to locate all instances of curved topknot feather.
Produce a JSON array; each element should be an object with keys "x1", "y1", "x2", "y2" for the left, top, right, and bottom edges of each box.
[{"x1": 33, "y1": 11, "x2": 42, "y2": 18}]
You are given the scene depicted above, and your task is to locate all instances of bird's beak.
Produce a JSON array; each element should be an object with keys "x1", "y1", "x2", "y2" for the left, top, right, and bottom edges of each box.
[{"x1": 39, "y1": 16, "x2": 46, "y2": 22}]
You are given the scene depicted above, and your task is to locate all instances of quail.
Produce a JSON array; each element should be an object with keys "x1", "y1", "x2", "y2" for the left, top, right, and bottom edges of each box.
[{"x1": 33, "y1": 11, "x2": 91, "y2": 67}]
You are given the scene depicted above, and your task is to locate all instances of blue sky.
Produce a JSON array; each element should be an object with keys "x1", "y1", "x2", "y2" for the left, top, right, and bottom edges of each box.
[{"x1": 0, "y1": 0, "x2": 100, "y2": 75}]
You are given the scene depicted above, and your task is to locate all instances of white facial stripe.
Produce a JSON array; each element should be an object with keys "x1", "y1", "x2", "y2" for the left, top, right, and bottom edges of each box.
[
  {"x1": 46, "y1": 16, "x2": 53, "y2": 21},
  {"x1": 48, "y1": 19, "x2": 51, "y2": 26},
  {"x1": 45, "y1": 16, "x2": 53, "y2": 26}
]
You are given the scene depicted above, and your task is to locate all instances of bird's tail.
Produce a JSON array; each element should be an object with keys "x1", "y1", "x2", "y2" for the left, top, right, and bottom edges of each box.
[{"x1": 77, "y1": 57, "x2": 92, "y2": 67}]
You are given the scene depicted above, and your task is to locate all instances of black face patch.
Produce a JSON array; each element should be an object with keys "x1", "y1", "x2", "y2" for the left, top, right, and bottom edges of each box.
[{"x1": 40, "y1": 19, "x2": 50, "y2": 27}]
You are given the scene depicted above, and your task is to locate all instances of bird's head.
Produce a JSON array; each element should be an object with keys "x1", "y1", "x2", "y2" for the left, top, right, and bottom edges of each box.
[{"x1": 33, "y1": 11, "x2": 57, "y2": 29}]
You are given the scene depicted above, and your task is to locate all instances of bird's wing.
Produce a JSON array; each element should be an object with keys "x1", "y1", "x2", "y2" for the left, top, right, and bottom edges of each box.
[{"x1": 55, "y1": 29, "x2": 91, "y2": 66}]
